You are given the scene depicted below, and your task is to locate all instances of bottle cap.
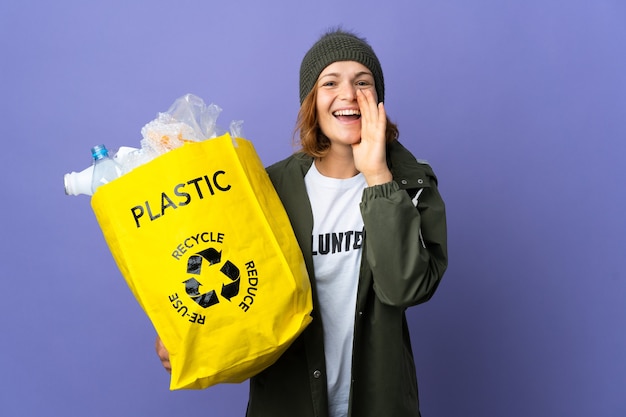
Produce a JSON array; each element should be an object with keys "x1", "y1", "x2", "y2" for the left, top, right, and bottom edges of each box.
[{"x1": 91, "y1": 145, "x2": 109, "y2": 160}]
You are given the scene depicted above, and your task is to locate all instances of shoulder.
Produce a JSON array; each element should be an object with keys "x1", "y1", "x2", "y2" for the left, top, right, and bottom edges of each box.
[
  {"x1": 387, "y1": 141, "x2": 438, "y2": 187},
  {"x1": 266, "y1": 152, "x2": 313, "y2": 177},
  {"x1": 266, "y1": 152, "x2": 314, "y2": 187}
]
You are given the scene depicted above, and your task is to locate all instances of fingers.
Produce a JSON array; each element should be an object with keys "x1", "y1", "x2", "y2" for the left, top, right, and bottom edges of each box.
[
  {"x1": 357, "y1": 88, "x2": 384, "y2": 118},
  {"x1": 357, "y1": 89, "x2": 386, "y2": 140},
  {"x1": 155, "y1": 336, "x2": 172, "y2": 374},
  {"x1": 354, "y1": 88, "x2": 391, "y2": 185},
  {"x1": 356, "y1": 88, "x2": 376, "y2": 122}
]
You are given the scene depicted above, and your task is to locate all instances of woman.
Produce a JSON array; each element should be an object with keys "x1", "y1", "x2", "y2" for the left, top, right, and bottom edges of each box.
[{"x1": 157, "y1": 29, "x2": 448, "y2": 417}]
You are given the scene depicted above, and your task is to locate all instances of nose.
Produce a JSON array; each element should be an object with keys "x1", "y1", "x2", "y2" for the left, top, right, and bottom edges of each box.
[{"x1": 339, "y1": 81, "x2": 357, "y2": 101}]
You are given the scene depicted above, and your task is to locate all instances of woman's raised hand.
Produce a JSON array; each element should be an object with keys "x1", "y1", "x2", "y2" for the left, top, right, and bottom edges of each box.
[{"x1": 353, "y1": 88, "x2": 392, "y2": 186}]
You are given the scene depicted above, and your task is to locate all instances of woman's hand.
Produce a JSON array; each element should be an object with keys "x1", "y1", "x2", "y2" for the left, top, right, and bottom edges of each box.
[
  {"x1": 155, "y1": 335, "x2": 172, "y2": 374},
  {"x1": 353, "y1": 88, "x2": 393, "y2": 186}
]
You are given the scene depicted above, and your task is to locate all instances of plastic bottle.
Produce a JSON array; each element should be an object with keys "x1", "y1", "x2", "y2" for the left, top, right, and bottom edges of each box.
[
  {"x1": 63, "y1": 145, "x2": 122, "y2": 196},
  {"x1": 64, "y1": 165, "x2": 94, "y2": 196},
  {"x1": 90, "y1": 145, "x2": 122, "y2": 193},
  {"x1": 64, "y1": 146, "x2": 140, "y2": 196}
]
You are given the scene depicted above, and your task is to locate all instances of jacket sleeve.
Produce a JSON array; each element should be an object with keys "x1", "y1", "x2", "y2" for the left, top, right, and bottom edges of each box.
[{"x1": 359, "y1": 173, "x2": 448, "y2": 307}]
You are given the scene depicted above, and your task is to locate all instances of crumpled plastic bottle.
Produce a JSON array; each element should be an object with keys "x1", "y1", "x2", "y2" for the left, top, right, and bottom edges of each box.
[{"x1": 64, "y1": 145, "x2": 138, "y2": 196}]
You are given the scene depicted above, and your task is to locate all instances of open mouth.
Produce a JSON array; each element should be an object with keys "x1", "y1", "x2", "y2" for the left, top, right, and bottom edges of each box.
[{"x1": 333, "y1": 109, "x2": 361, "y2": 121}]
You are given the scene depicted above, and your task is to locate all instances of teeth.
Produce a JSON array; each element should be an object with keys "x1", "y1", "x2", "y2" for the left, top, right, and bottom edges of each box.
[{"x1": 333, "y1": 109, "x2": 361, "y2": 116}]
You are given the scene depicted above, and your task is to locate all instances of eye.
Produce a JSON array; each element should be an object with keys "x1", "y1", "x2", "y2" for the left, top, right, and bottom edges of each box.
[{"x1": 356, "y1": 80, "x2": 372, "y2": 87}]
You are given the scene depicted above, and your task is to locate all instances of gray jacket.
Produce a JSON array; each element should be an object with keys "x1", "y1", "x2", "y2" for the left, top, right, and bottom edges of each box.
[{"x1": 246, "y1": 140, "x2": 448, "y2": 417}]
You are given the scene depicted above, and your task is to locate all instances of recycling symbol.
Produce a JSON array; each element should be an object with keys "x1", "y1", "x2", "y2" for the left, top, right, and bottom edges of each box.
[{"x1": 183, "y1": 247, "x2": 240, "y2": 308}]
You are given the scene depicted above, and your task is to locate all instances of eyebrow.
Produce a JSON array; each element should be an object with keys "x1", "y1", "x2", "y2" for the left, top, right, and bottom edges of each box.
[{"x1": 319, "y1": 71, "x2": 373, "y2": 80}]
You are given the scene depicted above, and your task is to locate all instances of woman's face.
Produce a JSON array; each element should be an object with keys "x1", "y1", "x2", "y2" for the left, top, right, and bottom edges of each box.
[{"x1": 315, "y1": 61, "x2": 377, "y2": 149}]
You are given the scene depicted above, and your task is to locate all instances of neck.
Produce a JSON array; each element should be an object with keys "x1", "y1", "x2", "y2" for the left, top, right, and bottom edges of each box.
[{"x1": 315, "y1": 146, "x2": 359, "y2": 179}]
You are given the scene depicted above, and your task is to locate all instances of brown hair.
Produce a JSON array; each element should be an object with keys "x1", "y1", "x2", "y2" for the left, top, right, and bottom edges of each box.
[{"x1": 293, "y1": 87, "x2": 399, "y2": 158}]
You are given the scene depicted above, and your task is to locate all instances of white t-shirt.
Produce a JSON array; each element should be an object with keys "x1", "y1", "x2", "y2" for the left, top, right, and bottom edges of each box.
[{"x1": 305, "y1": 161, "x2": 367, "y2": 417}]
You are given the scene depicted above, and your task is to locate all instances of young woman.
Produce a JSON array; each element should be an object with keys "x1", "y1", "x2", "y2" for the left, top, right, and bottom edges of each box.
[{"x1": 157, "y1": 29, "x2": 448, "y2": 417}]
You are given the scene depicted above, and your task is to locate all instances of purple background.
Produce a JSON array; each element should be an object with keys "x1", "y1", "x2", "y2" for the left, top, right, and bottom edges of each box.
[{"x1": 2, "y1": 1, "x2": 625, "y2": 416}]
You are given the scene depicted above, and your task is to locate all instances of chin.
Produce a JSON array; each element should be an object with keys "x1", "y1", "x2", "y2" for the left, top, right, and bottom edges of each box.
[
  {"x1": 323, "y1": 128, "x2": 361, "y2": 147},
  {"x1": 329, "y1": 138, "x2": 360, "y2": 148},
  {"x1": 334, "y1": 132, "x2": 361, "y2": 145}
]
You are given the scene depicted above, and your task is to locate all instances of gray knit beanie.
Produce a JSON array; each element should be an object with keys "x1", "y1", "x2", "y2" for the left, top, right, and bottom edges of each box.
[{"x1": 299, "y1": 29, "x2": 385, "y2": 104}]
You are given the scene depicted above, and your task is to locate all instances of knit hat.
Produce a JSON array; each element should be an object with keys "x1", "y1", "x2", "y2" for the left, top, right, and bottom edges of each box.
[{"x1": 299, "y1": 30, "x2": 385, "y2": 104}]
